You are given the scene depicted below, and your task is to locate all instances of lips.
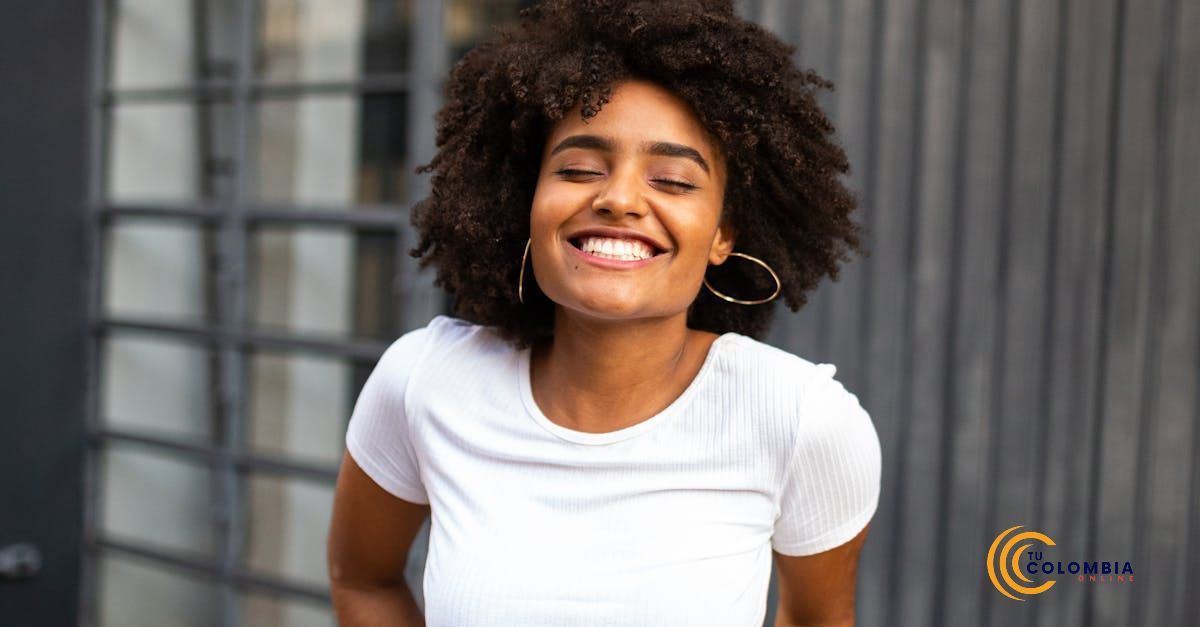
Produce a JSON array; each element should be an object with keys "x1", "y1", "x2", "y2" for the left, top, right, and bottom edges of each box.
[
  {"x1": 564, "y1": 226, "x2": 670, "y2": 254},
  {"x1": 564, "y1": 237, "x2": 664, "y2": 269}
]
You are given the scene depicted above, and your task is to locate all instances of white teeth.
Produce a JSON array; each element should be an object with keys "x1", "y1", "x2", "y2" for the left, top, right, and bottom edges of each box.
[{"x1": 578, "y1": 236, "x2": 654, "y2": 261}]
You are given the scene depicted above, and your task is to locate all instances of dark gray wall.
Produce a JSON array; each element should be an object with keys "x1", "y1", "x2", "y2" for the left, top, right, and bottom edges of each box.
[
  {"x1": 0, "y1": 1, "x2": 90, "y2": 624},
  {"x1": 746, "y1": 0, "x2": 1200, "y2": 626}
]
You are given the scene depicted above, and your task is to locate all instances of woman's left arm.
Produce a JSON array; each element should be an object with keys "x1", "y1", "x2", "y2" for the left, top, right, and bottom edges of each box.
[{"x1": 771, "y1": 523, "x2": 871, "y2": 627}]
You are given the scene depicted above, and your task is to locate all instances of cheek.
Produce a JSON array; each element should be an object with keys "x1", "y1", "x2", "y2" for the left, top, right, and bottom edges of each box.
[
  {"x1": 529, "y1": 182, "x2": 577, "y2": 231},
  {"x1": 667, "y1": 210, "x2": 721, "y2": 255}
]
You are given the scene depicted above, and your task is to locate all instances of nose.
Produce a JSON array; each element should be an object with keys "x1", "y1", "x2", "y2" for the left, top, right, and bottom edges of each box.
[{"x1": 591, "y1": 164, "x2": 647, "y2": 218}]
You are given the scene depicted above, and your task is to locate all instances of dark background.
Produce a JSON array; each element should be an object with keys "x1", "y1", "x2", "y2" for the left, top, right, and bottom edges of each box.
[{"x1": 0, "y1": 1, "x2": 89, "y2": 624}]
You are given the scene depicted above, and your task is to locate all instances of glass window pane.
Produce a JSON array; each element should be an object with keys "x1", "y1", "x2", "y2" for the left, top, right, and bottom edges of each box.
[
  {"x1": 445, "y1": 0, "x2": 527, "y2": 64},
  {"x1": 109, "y1": 0, "x2": 241, "y2": 89},
  {"x1": 103, "y1": 219, "x2": 212, "y2": 324},
  {"x1": 248, "y1": 350, "x2": 368, "y2": 467},
  {"x1": 250, "y1": 226, "x2": 399, "y2": 341},
  {"x1": 107, "y1": 102, "x2": 235, "y2": 205},
  {"x1": 100, "y1": 332, "x2": 215, "y2": 442},
  {"x1": 253, "y1": 94, "x2": 408, "y2": 206},
  {"x1": 362, "y1": 0, "x2": 414, "y2": 75},
  {"x1": 99, "y1": 445, "x2": 216, "y2": 556},
  {"x1": 257, "y1": 0, "x2": 413, "y2": 83},
  {"x1": 357, "y1": 93, "x2": 411, "y2": 204},
  {"x1": 241, "y1": 592, "x2": 334, "y2": 627},
  {"x1": 98, "y1": 552, "x2": 221, "y2": 627},
  {"x1": 110, "y1": 0, "x2": 192, "y2": 89},
  {"x1": 242, "y1": 474, "x2": 335, "y2": 588}
]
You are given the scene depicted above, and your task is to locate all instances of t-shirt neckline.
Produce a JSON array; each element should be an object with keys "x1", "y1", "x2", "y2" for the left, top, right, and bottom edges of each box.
[{"x1": 517, "y1": 332, "x2": 738, "y2": 445}]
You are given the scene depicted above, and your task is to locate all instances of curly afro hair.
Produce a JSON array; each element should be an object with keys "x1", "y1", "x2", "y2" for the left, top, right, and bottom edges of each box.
[{"x1": 410, "y1": 0, "x2": 867, "y2": 349}]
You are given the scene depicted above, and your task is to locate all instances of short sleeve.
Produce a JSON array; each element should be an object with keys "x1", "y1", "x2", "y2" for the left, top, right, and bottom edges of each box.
[
  {"x1": 344, "y1": 320, "x2": 439, "y2": 505},
  {"x1": 772, "y1": 364, "x2": 882, "y2": 556}
]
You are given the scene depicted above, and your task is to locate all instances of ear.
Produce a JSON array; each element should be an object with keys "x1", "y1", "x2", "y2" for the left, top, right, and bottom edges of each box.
[{"x1": 708, "y1": 215, "x2": 737, "y2": 265}]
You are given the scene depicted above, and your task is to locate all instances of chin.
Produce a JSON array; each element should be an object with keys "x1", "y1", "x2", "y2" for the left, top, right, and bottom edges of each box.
[{"x1": 563, "y1": 292, "x2": 646, "y2": 320}]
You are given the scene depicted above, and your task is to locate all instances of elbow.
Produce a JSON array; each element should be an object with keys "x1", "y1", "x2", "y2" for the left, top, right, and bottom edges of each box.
[
  {"x1": 327, "y1": 549, "x2": 407, "y2": 592},
  {"x1": 327, "y1": 561, "x2": 407, "y2": 593}
]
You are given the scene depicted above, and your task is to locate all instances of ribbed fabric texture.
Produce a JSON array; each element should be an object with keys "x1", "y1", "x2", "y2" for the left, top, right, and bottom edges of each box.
[{"x1": 345, "y1": 315, "x2": 882, "y2": 627}]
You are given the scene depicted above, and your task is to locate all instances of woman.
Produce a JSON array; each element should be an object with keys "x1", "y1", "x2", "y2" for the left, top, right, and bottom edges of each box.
[{"x1": 328, "y1": 1, "x2": 881, "y2": 625}]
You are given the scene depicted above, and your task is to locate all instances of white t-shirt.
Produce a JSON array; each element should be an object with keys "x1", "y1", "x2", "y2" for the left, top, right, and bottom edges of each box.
[{"x1": 346, "y1": 315, "x2": 881, "y2": 627}]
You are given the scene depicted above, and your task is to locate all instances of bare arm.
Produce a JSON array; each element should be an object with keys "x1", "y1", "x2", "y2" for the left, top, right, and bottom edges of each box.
[
  {"x1": 772, "y1": 524, "x2": 870, "y2": 627},
  {"x1": 328, "y1": 450, "x2": 431, "y2": 626}
]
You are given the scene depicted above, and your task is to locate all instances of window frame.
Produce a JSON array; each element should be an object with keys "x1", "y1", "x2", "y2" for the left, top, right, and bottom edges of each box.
[{"x1": 80, "y1": 1, "x2": 452, "y2": 624}]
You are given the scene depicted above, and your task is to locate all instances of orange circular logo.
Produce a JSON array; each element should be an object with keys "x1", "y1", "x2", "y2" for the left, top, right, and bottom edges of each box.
[{"x1": 986, "y1": 525, "x2": 1057, "y2": 600}]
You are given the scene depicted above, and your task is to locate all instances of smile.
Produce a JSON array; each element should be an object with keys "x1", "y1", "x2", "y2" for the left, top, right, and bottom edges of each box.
[{"x1": 565, "y1": 236, "x2": 667, "y2": 268}]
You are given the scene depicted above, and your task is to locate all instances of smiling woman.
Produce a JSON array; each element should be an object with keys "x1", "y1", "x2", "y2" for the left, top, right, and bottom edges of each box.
[
  {"x1": 528, "y1": 79, "x2": 734, "y2": 327},
  {"x1": 327, "y1": 1, "x2": 881, "y2": 626},
  {"x1": 408, "y1": 1, "x2": 865, "y2": 347}
]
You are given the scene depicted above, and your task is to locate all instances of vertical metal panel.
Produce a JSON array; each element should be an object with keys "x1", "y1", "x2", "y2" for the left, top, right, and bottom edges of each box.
[
  {"x1": 79, "y1": 1, "x2": 110, "y2": 625},
  {"x1": 215, "y1": 2, "x2": 256, "y2": 625},
  {"x1": 857, "y1": 0, "x2": 925, "y2": 624},
  {"x1": 891, "y1": 0, "x2": 936, "y2": 624},
  {"x1": 1081, "y1": 0, "x2": 1130, "y2": 626},
  {"x1": 1131, "y1": 2, "x2": 1194, "y2": 624},
  {"x1": 899, "y1": 0, "x2": 959, "y2": 623},
  {"x1": 1093, "y1": 0, "x2": 1170, "y2": 625},
  {"x1": 805, "y1": 0, "x2": 844, "y2": 364},
  {"x1": 1143, "y1": 3, "x2": 1200, "y2": 626},
  {"x1": 1026, "y1": 0, "x2": 1075, "y2": 624},
  {"x1": 981, "y1": 2, "x2": 1023, "y2": 624},
  {"x1": 1131, "y1": 1, "x2": 1183, "y2": 618},
  {"x1": 827, "y1": 2, "x2": 887, "y2": 625},
  {"x1": 987, "y1": 0, "x2": 1061, "y2": 625},
  {"x1": 0, "y1": 1, "x2": 89, "y2": 624},
  {"x1": 400, "y1": 0, "x2": 450, "y2": 332},
  {"x1": 1030, "y1": 0, "x2": 1072, "y2": 574},
  {"x1": 798, "y1": 0, "x2": 839, "y2": 361},
  {"x1": 760, "y1": 1, "x2": 1200, "y2": 626},
  {"x1": 824, "y1": 0, "x2": 875, "y2": 442},
  {"x1": 1034, "y1": 0, "x2": 1119, "y2": 625},
  {"x1": 939, "y1": 0, "x2": 1008, "y2": 622}
]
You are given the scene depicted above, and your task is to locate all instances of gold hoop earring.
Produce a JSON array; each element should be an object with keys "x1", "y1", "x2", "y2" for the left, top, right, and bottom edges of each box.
[
  {"x1": 702, "y1": 252, "x2": 781, "y2": 305},
  {"x1": 518, "y1": 238, "x2": 532, "y2": 304}
]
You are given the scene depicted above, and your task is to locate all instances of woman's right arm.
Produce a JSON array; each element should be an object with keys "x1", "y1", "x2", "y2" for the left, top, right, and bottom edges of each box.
[{"x1": 328, "y1": 450, "x2": 431, "y2": 626}]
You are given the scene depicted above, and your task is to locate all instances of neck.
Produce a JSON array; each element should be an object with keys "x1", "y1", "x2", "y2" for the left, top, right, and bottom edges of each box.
[{"x1": 531, "y1": 309, "x2": 698, "y2": 432}]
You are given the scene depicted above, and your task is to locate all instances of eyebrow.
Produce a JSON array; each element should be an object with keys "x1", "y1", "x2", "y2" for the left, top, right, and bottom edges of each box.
[{"x1": 548, "y1": 134, "x2": 711, "y2": 174}]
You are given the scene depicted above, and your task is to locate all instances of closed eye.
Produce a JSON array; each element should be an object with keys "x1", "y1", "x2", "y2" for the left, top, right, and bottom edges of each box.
[
  {"x1": 555, "y1": 168, "x2": 601, "y2": 178},
  {"x1": 555, "y1": 169, "x2": 696, "y2": 190}
]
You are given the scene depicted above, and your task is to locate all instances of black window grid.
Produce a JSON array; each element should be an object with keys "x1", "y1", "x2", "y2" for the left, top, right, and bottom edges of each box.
[{"x1": 79, "y1": 1, "x2": 453, "y2": 624}]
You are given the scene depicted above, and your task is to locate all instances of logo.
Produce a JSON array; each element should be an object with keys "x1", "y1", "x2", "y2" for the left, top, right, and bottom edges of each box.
[
  {"x1": 986, "y1": 525, "x2": 1134, "y2": 601},
  {"x1": 987, "y1": 525, "x2": 1057, "y2": 600}
]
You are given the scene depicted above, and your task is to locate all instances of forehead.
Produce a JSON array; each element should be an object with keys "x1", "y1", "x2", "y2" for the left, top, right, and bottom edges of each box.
[{"x1": 543, "y1": 79, "x2": 724, "y2": 167}]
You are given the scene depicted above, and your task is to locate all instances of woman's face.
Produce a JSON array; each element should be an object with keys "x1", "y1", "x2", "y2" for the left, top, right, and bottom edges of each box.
[{"x1": 528, "y1": 78, "x2": 733, "y2": 324}]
